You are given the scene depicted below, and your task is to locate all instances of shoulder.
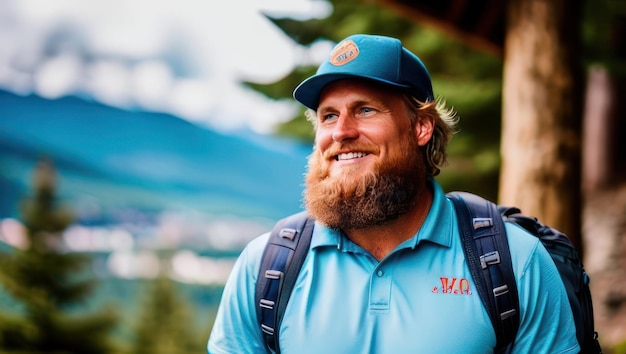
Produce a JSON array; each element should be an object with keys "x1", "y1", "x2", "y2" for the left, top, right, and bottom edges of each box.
[
  {"x1": 504, "y1": 222, "x2": 541, "y2": 259},
  {"x1": 502, "y1": 222, "x2": 579, "y2": 353},
  {"x1": 506, "y1": 222, "x2": 579, "y2": 352},
  {"x1": 503, "y1": 221, "x2": 553, "y2": 280}
]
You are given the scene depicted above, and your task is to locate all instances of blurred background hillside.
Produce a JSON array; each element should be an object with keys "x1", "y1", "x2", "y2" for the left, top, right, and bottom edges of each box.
[{"x1": 1, "y1": 0, "x2": 625, "y2": 353}]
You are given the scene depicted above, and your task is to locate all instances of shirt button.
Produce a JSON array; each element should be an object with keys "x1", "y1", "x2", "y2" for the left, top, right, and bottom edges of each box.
[{"x1": 377, "y1": 270, "x2": 384, "y2": 277}]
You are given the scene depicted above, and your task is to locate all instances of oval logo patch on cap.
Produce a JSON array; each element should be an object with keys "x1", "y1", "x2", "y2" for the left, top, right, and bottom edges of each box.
[{"x1": 329, "y1": 39, "x2": 359, "y2": 66}]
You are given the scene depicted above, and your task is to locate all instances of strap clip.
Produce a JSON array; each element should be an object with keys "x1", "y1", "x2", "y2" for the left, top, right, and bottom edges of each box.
[
  {"x1": 279, "y1": 228, "x2": 297, "y2": 240},
  {"x1": 473, "y1": 217, "x2": 493, "y2": 230},
  {"x1": 261, "y1": 324, "x2": 275, "y2": 335},
  {"x1": 480, "y1": 251, "x2": 501, "y2": 269},
  {"x1": 265, "y1": 270, "x2": 283, "y2": 280},
  {"x1": 259, "y1": 299, "x2": 275, "y2": 310}
]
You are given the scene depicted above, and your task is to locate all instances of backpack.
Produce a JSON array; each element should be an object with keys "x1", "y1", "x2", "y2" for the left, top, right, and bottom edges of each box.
[{"x1": 255, "y1": 192, "x2": 602, "y2": 354}]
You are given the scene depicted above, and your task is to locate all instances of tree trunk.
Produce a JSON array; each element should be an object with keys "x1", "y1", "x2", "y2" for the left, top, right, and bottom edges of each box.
[
  {"x1": 582, "y1": 66, "x2": 616, "y2": 193},
  {"x1": 500, "y1": 0, "x2": 583, "y2": 250}
]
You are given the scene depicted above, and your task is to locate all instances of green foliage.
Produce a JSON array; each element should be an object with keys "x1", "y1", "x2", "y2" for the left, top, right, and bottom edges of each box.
[
  {"x1": 274, "y1": 112, "x2": 315, "y2": 143},
  {"x1": 612, "y1": 339, "x2": 626, "y2": 354},
  {"x1": 582, "y1": 0, "x2": 626, "y2": 76},
  {"x1": 244, "y1": 65, "x2": 317, "y2": 101},
  {"x1": 0, "y1": 158, "x2": 118, "y2": 353},
  {"x1": 265, "y1": 0, "x2": 416, "y2": 46}
]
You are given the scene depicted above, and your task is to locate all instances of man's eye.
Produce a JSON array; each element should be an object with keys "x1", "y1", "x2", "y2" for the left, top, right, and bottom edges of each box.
[
  {"x1": 360, "y1": 107, "x2": 374, "y2": 114},
  {"x1": 322, "y1": 113, "x2": 338, "y2": 122}
]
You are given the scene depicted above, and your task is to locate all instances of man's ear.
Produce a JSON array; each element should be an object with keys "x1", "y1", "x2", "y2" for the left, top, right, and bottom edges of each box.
[{"x1": 415, "y1": 117, "x2": 435, "y2": 147}]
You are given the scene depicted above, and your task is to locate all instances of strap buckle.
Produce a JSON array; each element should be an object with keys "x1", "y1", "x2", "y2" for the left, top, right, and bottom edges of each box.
[{"x1": 480, "y1": 251, "x2": 501, "y2": 269}]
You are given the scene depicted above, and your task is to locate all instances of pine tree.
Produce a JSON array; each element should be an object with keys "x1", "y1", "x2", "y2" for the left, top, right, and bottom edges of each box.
[
  {"x1": 132, "y1": 258, "x2": 201, "y2": 354},
  {"x1": 0, "y1": 158, "x2": 118, "y2": 353}
]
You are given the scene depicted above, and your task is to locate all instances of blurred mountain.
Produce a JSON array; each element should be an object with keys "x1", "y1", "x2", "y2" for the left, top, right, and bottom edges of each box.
[{"x1": 0, "y1": 90, "x2": 310, "y2": 224}]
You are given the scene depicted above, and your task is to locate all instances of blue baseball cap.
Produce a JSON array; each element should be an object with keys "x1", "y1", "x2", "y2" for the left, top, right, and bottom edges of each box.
[{"x1": 293, "y1": 34, "x2": 434, "y2": 110}]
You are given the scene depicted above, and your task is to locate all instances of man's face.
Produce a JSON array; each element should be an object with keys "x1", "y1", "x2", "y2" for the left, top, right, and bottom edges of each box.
[{"x1": 304, "y1": 79, "x2": 432, "y2": 230}]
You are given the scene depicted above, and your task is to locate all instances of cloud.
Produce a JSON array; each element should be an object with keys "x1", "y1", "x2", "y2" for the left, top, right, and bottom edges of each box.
[{"x1": 0, "y1": 0, "x2": 332, "y2": 133}]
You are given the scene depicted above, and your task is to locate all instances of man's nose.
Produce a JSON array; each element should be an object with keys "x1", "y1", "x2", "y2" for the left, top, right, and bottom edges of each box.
[{"x1": 331, "y1": 115, "x2": 359, "y2": 142}]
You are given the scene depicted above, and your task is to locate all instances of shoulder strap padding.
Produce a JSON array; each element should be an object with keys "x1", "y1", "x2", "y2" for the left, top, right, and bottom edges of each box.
[
  {"x1": 447, "y1": 191, "x2": 520, "y2": 352},
  {"x1": 255, "y1": 211, "x2": 314, "y2": 354}
]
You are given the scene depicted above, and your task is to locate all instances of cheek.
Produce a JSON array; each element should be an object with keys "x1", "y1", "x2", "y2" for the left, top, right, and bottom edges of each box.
[{"x1": 314, "y1": 128, "x2": 334, "y2": 152}]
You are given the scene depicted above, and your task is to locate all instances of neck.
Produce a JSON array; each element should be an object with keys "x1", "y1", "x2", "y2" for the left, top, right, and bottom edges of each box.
[{"x1": 343, "y1": 183, "x2": 434, "y2": 261}]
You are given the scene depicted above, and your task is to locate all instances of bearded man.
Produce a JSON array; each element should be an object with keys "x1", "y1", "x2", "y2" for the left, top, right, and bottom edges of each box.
[{"x1": 207, "y1": 34, "x2": 579, "y2": 354}]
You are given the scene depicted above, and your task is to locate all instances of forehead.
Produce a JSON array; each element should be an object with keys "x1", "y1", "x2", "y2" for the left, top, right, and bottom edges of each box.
[{"x1": 318, "y1": 78, "x2": 405, "y2": 107}]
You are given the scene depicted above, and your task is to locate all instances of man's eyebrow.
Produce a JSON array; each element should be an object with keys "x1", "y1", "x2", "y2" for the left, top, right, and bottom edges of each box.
[
  {"x1": 316, "y1": 105, "x2": 333, "y2": 116},
  {"x1": 317, "y1": 96, "x2": 389, "y2": 114},
  {"x1": 352, "y1": 98, "x2": 388, "y2": 110}
]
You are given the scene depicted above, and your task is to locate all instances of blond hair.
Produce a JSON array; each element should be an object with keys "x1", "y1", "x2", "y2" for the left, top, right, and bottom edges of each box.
[{"x1": 404, "y1": 95, "x2": 459, "y2": 176}]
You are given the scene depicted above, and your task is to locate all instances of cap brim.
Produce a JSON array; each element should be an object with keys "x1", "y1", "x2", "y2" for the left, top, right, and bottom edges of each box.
[{"x1": 293, "y1": 73, "x2": 412, "y2": 110}]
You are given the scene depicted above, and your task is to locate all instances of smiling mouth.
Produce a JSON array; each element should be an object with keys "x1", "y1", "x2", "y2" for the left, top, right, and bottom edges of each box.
[{"x1": 335, "y1": 152, "x2": 370, "y2": 161}]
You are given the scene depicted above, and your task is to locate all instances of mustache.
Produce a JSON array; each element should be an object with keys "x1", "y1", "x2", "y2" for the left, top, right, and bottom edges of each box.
[{"x1": 321, "y1": 142, "x2": 379, "y2": 160}]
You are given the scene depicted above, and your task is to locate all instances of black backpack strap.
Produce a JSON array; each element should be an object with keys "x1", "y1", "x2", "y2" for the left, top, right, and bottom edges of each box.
[
  {"x1": 255, "y1": 211, "x2": 315, "y2": 354},
  {"x1": 447, "y1": 192, "x2": 520, "y2": 352}
]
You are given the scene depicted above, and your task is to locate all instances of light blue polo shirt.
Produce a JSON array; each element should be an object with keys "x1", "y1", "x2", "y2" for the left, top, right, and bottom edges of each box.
[{"x1": 208, "y1": 181, "x2": 579, "y2": 353}]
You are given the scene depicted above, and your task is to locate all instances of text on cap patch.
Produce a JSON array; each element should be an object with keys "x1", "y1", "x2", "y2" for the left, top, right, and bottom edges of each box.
[{"x1": 329, "y1": 40, "x2": 359, "y2": 66}]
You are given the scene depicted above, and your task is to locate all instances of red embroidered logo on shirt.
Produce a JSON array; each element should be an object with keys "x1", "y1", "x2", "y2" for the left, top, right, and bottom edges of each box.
[{"x1": 432, "y1": 277, "x2": 472, "y2": 295}]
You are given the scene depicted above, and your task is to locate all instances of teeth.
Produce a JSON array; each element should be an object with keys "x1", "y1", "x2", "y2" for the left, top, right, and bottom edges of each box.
[{"x1": 337, "y1": 152, "x2": 368, "y2": 161}]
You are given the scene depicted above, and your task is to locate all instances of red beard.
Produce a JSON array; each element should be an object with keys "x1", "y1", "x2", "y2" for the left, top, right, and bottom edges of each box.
[{"x1": 304, "y1": 133, "x2": 426, "y2": 230}]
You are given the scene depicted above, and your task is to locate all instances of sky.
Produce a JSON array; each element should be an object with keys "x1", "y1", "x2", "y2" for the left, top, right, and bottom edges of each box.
[{"x1": 0, "y1": 0, "x2": 334, "y2": 133}]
